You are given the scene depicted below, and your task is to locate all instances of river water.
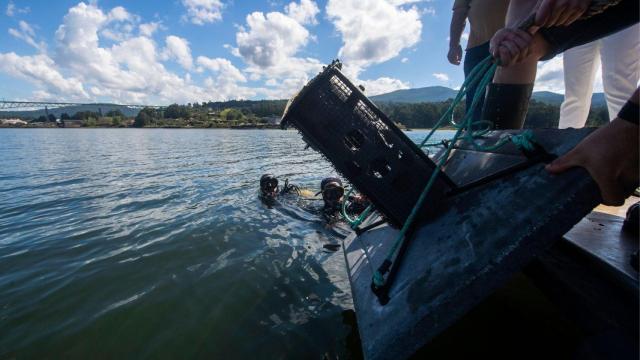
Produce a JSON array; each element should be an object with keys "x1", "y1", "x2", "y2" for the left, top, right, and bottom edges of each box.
[{"x1": 0, "y1": 128, "x2": 449, "y2": 359}]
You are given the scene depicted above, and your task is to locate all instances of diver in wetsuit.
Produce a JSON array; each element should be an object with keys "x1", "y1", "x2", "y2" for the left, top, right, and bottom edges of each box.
[
  {"x1": 260, "y1": 174, "x2": 370, "y2": 223},
  {"x1": 259, "y1": 174, "x2": 300, "y2": 204},
  {"x1": 317, "y1": 177, "x2": 369, "y2": 222}
]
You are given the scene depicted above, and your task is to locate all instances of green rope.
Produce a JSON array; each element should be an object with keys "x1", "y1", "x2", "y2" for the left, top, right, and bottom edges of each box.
[
  {"x1": 372, "y1": 56, "x2": 538, "y2": 290},
  {"x1": 341, "y1": 187, "x2": 357, "y2": 224},
  {"x1": 510, "y1": 131, "x2": 536, "y2": 152},
  {"x1": 350, "y1": 204, "x2": 374, "y2": 230},
  {"x1": 341, "y1": 187, "x2": 374, "y2": 229}
]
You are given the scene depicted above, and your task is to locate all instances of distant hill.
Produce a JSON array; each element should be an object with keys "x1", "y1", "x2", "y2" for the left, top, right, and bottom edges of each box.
[
  {"x1": 0, "y1": 104, "x2": 140, "y2": 119},
  {"x1": 531, "y1": 91, "x2": 564, "y2": 105},
  {"x1": 370, "y1": 86, "x2": 458, "y2": 103},
  {"x1": 371, "y1": 86, "x2": 607, "y2": 108}
]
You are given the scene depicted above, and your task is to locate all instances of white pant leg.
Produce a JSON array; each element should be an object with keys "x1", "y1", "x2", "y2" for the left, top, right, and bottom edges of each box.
[
  {"x1": 558, "y1": 41, "x2": 601, "y2": 129},
  {"x1": 600, "y1": 24, "x2": 640, "y2": 121}
]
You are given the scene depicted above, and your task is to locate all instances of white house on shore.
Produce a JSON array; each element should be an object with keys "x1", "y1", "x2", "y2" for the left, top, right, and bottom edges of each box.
[
  {"x1": 263, "y1": 116, "x2": 281, "y2": 125},
  {"x1": 1, "y1": 119, "x2": 28, "y2": 125}
]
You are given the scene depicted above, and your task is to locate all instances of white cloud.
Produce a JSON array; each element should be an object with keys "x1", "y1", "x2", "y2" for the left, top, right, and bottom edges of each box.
[
  {"x1": 337, "y1": 63, "x2": 409, "y2": 96},
  {"x1": 8, "y1": 21, "x2": 46, "y2": 52},
  {"x1": 359, "y1": 76, "x2": 410, "y2": 96},
  {"x1": 401, "y1": 57, "x2": 409, "y2": 63},
  {"x1": 285, "y1": 0, "x2": 320, "y2": 25},
  {"x1": 99, "y1": 6, "x2": 140, "y2": 42},
  {"x1": 101, "y1": 24, "x2": 135, "y2": 42},
  {"x1": 196, "y1": 56, "x2": 246, "y2": 83},
  {"x1": 6, "y1": 1, "x2": 29, "y2": 17},
  {"x1": 2, "y1": 1, "x2": 413, "y2": 103},
  {"x1": 326, "y1": 0, "x2": 422, "y2": 69},
  {"x1": 163, "y1": 35, "x2": 193, "y2": 70},
  {"x1": 139, "y1": 22, "x2": 161, "y2": 37},
  {"x1": 236, "y1": 11, "x2": 310, "y2": 68},
  {"x1": 422, "y1": 6, "x2": 436, "y2": 16},
  {"x1": 0, "y1": 52, "x2": 88, "y2": 99},
  {"x1": 0, "y1": 2, "x2": 253, "y2": 103},
  {"x1": 433, "y1": 72, "x2": 449, "y2": 81},
  {"x1": 233, "y1": 8, "x2": 324, "y2": 97},
  {"x1": 108, "y1": 6, "x2": 134, "y2": 22},
  {"x1": 534, "y1": 56, "x2": 564, "y2": 93},
  {"x1": 323, "y1": 1, "x2": 420, "y2": 97},
  {"x1": 18, "y1": 20, "x2": 35, "y2": 37},
  {"x1": 181, "y1": 0, "x2": 223, "y2": 25}
]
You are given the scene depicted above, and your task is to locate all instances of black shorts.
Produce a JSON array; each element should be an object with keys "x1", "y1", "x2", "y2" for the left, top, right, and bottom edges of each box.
[{"x1": 540, "y1": 0, "x2": 639, "y2": 60}]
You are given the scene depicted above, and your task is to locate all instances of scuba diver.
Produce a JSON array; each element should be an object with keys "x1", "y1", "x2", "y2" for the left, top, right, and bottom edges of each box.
[
  {"x1": 316, "y1": 177, "x2": 369, "y2": 223},
  {"x1": 259, "y1": 174, "x2": 301, "y2": 203},
  {"x1": 259, "y1": 174, "x2": 370, "y2": 222}
]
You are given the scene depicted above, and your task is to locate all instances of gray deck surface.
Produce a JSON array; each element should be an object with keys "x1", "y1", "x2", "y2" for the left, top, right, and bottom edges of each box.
[
  {"x1": 563, "y1": 209, "x2": 639, "y2": 290},
  {"x1": 342, "y1": 128, "x2": 606, "y2": 360}
]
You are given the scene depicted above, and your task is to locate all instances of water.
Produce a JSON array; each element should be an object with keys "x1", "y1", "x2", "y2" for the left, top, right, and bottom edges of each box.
[{"x1": 0, "y1": 128, "x2": 450, "y2": 359}]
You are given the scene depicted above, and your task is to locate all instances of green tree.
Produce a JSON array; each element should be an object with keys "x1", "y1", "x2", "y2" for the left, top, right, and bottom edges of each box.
[
  {"x1": 60, "y1": 113, "x2": 71, "y2": 120},
  {"x1": 220, "y1": 108, "x2": 243, "y2": 121},
  {"x1": 106, "y1": 109, "x2": 124, "y2": 117},
  {"x1": 586, "y1": 106, "x2": 609, "y2": 127},
  {"x1": 73, "y1": 111, "x2": 100, "y2": 120},
  {"x1": 164, "y1": 104, "x2": 191, "y2": 119},
  {"x1": 134, "y1": 107, "x2": 158, "y2": 127},
  {"x1": 47, "y1": 114, "x2": 56, "y2": 122},
  {"x1": 83, "y1": 118, "x2": 97, "y2": 127}
]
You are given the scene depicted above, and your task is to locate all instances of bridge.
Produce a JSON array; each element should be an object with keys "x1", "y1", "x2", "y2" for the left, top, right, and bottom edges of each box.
[{"x1": 0, "y1": 100, "x2": 165, "y2": 111}]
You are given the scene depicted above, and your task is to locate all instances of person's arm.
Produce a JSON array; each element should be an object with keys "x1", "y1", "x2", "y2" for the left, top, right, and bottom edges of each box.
[
  {"x1": 491, "y1": 0, "x2": 591, "y2": 66},
  {"x1": 546, "y1": 88, "x2": 640, "y2": 206},
  {"x1": 448, "y1": 4, "x2": 469, "y2": 65},
  {"x1": 535, "y1": 0, "x2": 589, "y2": 27}
]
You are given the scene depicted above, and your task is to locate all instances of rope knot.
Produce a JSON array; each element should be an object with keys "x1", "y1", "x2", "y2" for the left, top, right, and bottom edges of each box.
[{"x1": 509, "y1": 130, "x2": 536, "y2": 152}]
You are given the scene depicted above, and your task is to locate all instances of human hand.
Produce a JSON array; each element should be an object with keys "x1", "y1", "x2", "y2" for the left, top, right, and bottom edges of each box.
[
  {"x1": 351, "y1": 194, "x2": 369, "y2": 204},
  {"x1": 545, "y1": 119, "x2": 639, "y2": 206},
  {"x1": 447, "y1": 44, "x2": 463, "y2": 65},
  {"x1": 535, "y1": 0, "x2": 589, "y2": 27},
  {"x1": 490, "y1": 28, "x2": 534, "y2": 66}
]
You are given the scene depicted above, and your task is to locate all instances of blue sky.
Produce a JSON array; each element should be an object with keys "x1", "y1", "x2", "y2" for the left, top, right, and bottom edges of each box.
[{"x1": 0, "y1": 0, "x2": 568, "y2": 105}]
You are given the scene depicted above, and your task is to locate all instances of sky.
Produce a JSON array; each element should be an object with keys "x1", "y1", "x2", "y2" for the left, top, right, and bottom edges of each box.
[{"x1": 0, "y1": 0, "x2": 585, "y2": 105}]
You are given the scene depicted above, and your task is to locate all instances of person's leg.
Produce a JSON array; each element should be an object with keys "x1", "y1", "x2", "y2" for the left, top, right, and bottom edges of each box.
[
  {"x1": 480, "y1": 0, "x2": 543, "y2": 129},
  {"x1": 558, "y1": 41, "x2": 601, "y2": 129},
  {"x1": 600, "y1": 24, "x2": 640, "y2": 121},
  {"x1": 463, "y1": 42, "x2": 490, "y2": 120},
  {"x1": 493, "y1": 0, "x2": 543, "y2": 85}
]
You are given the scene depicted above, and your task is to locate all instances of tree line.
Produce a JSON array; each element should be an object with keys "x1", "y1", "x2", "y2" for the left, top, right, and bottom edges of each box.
[
  {"x1": 18, "y1": 98, "x2": 611, "y2": 129},
  {"x1": 377, "y1": 99, "x2": 609, "y2": 129},
  {"x1": 187, "y1": 98, "x2": 610, "y2": 129}
]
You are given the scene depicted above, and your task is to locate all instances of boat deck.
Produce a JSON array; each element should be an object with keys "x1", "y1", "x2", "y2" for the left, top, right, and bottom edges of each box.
[{"x1": 342, "y1": 128, "x2": 638, "y2": 359}]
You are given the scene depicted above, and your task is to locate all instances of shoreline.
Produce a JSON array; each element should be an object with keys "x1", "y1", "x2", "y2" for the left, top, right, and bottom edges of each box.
[
  {"x1": 0, "y1": 124, "x2": 284, "y2": 130},
  {"x1": 0, "y1": 126, "x2": 447, "y2": 131},
  {"x1": 0, "y1": 124, "x2": 450, "y2": 131}
]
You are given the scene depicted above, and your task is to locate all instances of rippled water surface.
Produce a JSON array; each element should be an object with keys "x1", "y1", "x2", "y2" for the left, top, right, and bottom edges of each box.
[{"x1": 0, "y1": 128, "x2": 448, "y2": 359}]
